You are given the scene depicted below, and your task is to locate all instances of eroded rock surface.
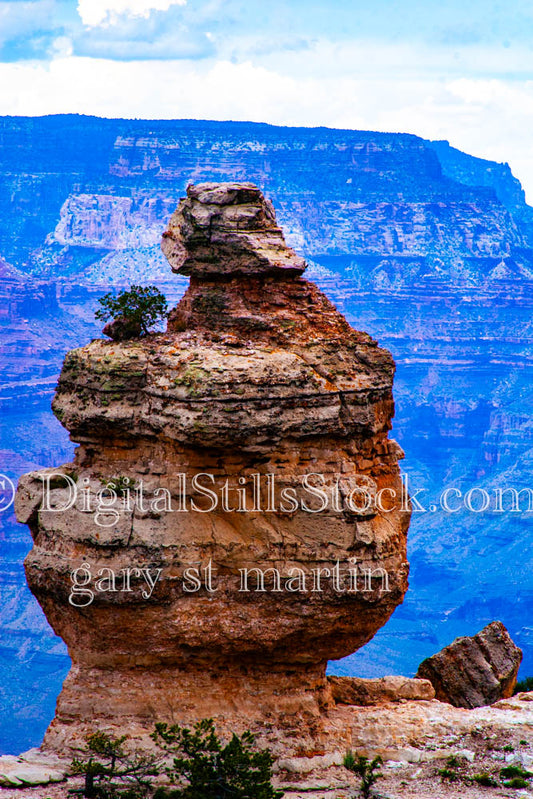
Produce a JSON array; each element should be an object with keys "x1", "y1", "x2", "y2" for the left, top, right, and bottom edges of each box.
[
  {"x1": 162, "y1": 182, "x2": 307, "y2": 277},
  {"x1": 15, "y1": 183, "x2": 410, "y2": 755},
  {"x1": 4, "y1": 695, "x2": 533, "y2": 798},
  {"x1": 328, "y1": 675, "x2": 435, "y2": 706},
  {"x1": 0, "y1": 748, "x2": 67, "y2": 788},
  {"x1": 416, "y1": 621, "x2": 522, "y2": 708}
]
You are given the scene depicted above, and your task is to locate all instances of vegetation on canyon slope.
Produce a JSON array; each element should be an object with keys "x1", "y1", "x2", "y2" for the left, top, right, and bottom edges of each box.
[{"x1": 70, "y1": 720, "x2": 283, "y2": 799}]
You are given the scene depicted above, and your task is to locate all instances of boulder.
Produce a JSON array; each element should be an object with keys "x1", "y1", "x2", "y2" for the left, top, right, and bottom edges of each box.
[
  {"x1": 416, "y1": 621, "x2": 522, "y2": 708},
  {"x1": 102, "y1": 314, "x2": 142, "y2": 340},
  {"x1": 161, "y1": 181, "x2": 307, "y2": 277},
  {"x1": 0, "y1": 751, "x2": 66, "y2": 787}
]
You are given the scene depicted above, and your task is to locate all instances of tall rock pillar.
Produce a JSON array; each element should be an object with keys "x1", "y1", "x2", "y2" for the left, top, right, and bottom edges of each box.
[{"x1": 16, "y1": 183, "x2": 410, "y2": 754}]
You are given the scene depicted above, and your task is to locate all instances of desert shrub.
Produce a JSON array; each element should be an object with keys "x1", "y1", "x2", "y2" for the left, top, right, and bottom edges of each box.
[
  {"x1": 69, "y1": 731, "x2": 159, "y2": 798},
  {"x1": 473, "y1": 772, "x2": 498, "y2": 787},
  {"x1": 343, "y1": 751, "x2": 383, "y2": 798},
  {"x1": 503, "y1": 777, "x2": 529, "y2": 788},
  {"x1": 151, "y1": 718, "x2": 283, "y2": 799},
  {"x1": 96, "y1": 285, "x2": 168, "y2": 337},
  {"x1": 438, "y1": 767, "x2": 459, "y2": 782},
  {"x1": 437, "y1": 755, "x2": 461, "y2": 783},
  {"x1": 500, "y1": 765, "x2": 532, "y2": 780}
]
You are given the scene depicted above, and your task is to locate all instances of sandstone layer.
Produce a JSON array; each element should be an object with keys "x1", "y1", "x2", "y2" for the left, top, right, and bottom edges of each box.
[
  {"x1": 328, "y1": 675, "x2": 435, "y2": 706},
  {"x1": 15, "y1": 183, "x2": 410, "y2": 755}
]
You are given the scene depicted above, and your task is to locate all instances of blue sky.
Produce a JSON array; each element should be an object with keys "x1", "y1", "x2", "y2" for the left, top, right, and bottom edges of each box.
[{"x1": 1, "y1": 0, "x2": 533, "y2": 197}]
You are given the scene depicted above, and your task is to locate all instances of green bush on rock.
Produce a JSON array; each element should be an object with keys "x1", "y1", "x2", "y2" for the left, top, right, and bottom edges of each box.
[
  {"x1": 69, "y1": 731, "x2": 159, "y2": 798},
  {"x1": 343, "y1": 751, "x2": 383, "y2": 798},
  {"x1": 96, "y1": 285, "x2": 168, "y2": 339}
]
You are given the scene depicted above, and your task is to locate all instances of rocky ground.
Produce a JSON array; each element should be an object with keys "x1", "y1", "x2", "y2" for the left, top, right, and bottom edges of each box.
[{"x1": 2, "y1": 693, "x2": 533, "y2": 798}]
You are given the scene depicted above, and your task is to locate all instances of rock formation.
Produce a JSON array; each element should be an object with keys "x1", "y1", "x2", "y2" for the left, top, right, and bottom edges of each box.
[
  {"x1": 416, "y1": 621, "x2": 522, "y2": 708},
  {"x1": 15, "y1": 182, "x2": 410, "y2": 755},
  {"x1": 328, "y1": 675, "x2": 435, "y2": 706}
]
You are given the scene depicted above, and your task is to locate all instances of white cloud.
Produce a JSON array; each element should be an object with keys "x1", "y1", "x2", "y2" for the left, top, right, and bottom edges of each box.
[
  {"x1": 77, "y1": 0, "x2": 186, "y2": 27},
  {"x1": 1, "y1": 54, "x2": 533, "y2": 202},
  {"x1": 49, "y1": 35, "x2": 74, "y2": 58}
]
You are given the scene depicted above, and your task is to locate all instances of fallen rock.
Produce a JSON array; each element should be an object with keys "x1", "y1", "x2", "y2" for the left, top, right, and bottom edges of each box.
[
  {"x1": 416, "y1": 621, "x2": 522, "y2": 708},
  {"x1": 0, "y1": 751, "x2": 66, "y2": 787},
  {"x1": 102, "y1": 314, "x2": 142, "y2": 340},
  {"x1": 328, "y1": 675, "x2": 435, "y2": 705}
]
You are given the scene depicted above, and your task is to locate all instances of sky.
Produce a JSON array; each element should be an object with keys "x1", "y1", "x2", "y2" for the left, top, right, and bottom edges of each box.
[{"x1": 1, "y1": 0, "x2": 533, "y2": 199}]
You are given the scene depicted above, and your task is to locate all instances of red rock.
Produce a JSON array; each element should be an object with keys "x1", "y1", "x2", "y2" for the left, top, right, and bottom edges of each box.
[
  {"x1": 328, "y1": 675, "x2": 435, "y2": 705},
  {"x1": 102, "y1": 315, "x2": 142, "y2": 341}
]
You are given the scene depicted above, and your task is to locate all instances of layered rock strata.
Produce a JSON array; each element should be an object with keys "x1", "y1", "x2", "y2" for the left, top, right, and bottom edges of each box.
[{"x1": 15, "y1": 183, "x2": 410, "y2": 755}]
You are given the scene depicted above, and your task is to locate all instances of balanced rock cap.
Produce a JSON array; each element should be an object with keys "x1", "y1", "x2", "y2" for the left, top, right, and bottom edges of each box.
[{"x1": 161, "y1": 181, "x2": 307, "y2": 278}]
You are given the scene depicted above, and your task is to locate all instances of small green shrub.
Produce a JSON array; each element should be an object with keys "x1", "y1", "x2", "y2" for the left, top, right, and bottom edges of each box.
[
  {"x1": 438, "y1": 767, "x2": 459, "y2": 782},
  {"x1": 69, "y1": 731, "x2": 159, "y2": 798},
  {"x1": 96, "y1": 285, "x2": 168, "y2": 337},
  {"x1": 343, "y1": 751, "x2": 382, "y2": 798},
  {"x1": 503, "y1": 777, "x2": 530, "y2": 789},
  {"x1": 500, "y1": 765, "x2": 532, "y2": 780},
  {"x1": 473, "y1": 772, "x2": 498, "y2": 787},
  {"x1": 503, "y1": 744, "x2": 514, "y2": 752},
  {"x1": 437, "y1": 755, "x2": 464, "y2": 783},
  {"x1": 68, "y1": 722, "x2": 282, "y2": 799}
]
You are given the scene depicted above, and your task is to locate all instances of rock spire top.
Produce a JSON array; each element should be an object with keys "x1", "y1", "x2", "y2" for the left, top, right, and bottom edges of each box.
[{"x1": 161, "y1": 182, "x2": 307, "y2": 278}]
